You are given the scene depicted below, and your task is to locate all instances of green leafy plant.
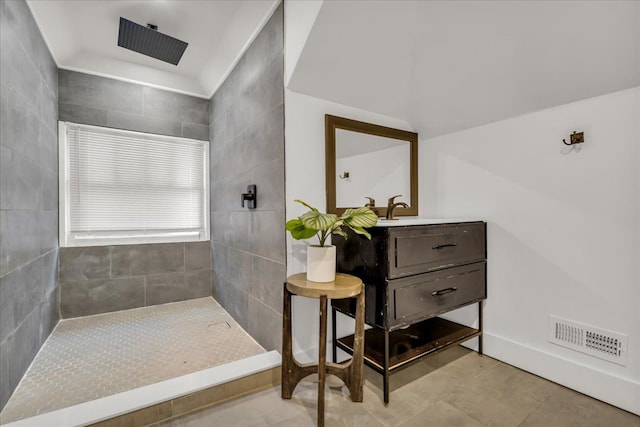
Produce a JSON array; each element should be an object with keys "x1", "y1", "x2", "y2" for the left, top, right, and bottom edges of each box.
[{"x1": 285, "y1": 199, "x2": 378, "y2": 247}]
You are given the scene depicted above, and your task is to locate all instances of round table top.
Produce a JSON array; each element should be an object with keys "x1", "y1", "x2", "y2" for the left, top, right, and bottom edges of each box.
[{"x1": 286, "y1": 273, "x2": 363, "y2": 299}]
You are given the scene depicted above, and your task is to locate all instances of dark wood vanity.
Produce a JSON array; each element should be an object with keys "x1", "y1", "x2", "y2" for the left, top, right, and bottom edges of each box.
[{"x1": 331, "y1": 220, "x2": 487, "y2": 405}]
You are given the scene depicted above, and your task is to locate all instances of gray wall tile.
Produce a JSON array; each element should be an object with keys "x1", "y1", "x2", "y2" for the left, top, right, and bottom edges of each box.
[
  {"x1": 182, "y1": 122, "x2": 209, "y2": 141},
  {"x1": 146, "y1": 272, "x2": 188, "y2": 306},
  {"x1": 41, "y1": 250, "x2": 58, "y2": 294},
  {"x1": 0, "y1": 0, "x2": 59, "y2": 410},
  {"x1": 251, "y1": 256, "x2": 285, "y2": 313},
  {"x1": 128, "y1": 243, "x2": 184, "y2": 276},
  {"x1": 58, "y1": 247, "x2": 110, "y2": 282},
  {"x1": 0, "y1": 31, "x2": 42, "y2": 110},
  {"x1": 59, "y1": 70, "x2": 143, "y2": 115},
  {"x1": 100, "y1": 78, "x2": 144, "y2": 115},
  {"x1": 39, "y1": 287, "x2": 59, "y2": 343},
  {"x1": 185, "y1": 242, "x2": 211, "y2": 271},
  {"x1": 8, "y1": 305, "x2": 42, "y2": 396},
  {"x1": 245, "y1": 158, "x2": 285, "y2": 212},
  {"x1": 40, "y1": 167, "x2": 58, "y2": 211},
  {"x1": 2, "y1": 211, "x2": 40, "y2": 274},
  {"x1": 248, "y1": 211, "x2": 286, "y2": 263},
  {"x1": 60, "y1": 276, "x2": 145, "y2": 318},
  {"x1": 58, "y1": 103, "x2": 108, "y2": 127},
  {"x1": 239, "y1": 104, "x2": 285, "y2": 172},
  {"x1": 208, "y1": 4, "x2": 284, "y2": 348},
  {"x1": 40, "y1": 83, "x2": 57, "y2": 130},
  {"x1": 185, "y1": 270, "x2": 212, "y2": 299},
  {"x1": 146, "y1": 270, "x2": 211, "y2": 306},
  {"x1": 0, "y1": 146, "x2": 42, "y2": 210},
  {"x1": 56, "y1": 68, "x2": 211, "y2": 320},
  {"x1": 248, "y1": 296, "x2": 281, "y2": 352},
  {"x1": 211, "y1": 242, "x2": 228, "y2": 274},
  {"x1": 107, "y1": 110, "x2": 182, "y2": 138},
  {"x1": 37, "y1": 123, "x2": 57, "y2": 175},
  {"x1": 2, "y1": 0, "x2": 57, "y2": 94},
  {"x1": 242, "y1": 3, "x2": 283, "y2": 87},
  {"x1": 58, "y1": 70, "x2": 209, "y2": 140},
  {"x1": 11, "y1": 259, "x2": 43, "y2": 330},
  {"x1": 226, "y1": 247, "x2": 253, "y2": 292},
  {"x1": 142, "y1": 86, "x2": 208, "y2": 125},
  {"x1": 0, "y1": 212, "x2": 8, "y2": 276},
  {"x1": 220, "y1": 279, "x2": 249, "y2": 331},
  {"x1": 61, "y1": 242, "x2": 211, "y2": 317},
  {"x1": 37, "y1": 210, "x2": 58, "y2": 255},
  {"x1": 0, "y1": 271, "x2": 17, "y2": 343},
  {"x1": 0, "y1": 337, "x2": 11, "y2": 410},
  {"x1": 250, "y1": 56, "x2": 284, "y2": 122},
  {"x1": 0, "y1": 83, "x2": 41, "y2": 163},
  {"x1": 110, "y1": 245, "x2": 132, "y2": 278}
]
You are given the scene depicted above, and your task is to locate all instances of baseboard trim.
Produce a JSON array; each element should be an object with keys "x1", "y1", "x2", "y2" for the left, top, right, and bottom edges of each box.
[{"x1": 483, "y1": 333, "x2": 640, "y2": 416}]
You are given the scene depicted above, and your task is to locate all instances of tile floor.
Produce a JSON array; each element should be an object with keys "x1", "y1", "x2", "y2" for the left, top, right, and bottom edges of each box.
[
  {"x1": 156, "y1": 346, "x2": 640, "y2": 427},
  {"x1": 0, "y1": 298, "x2": 265, "y2": 424}
]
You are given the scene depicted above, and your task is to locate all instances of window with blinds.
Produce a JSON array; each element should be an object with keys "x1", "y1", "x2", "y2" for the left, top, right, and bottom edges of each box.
[{"x1": 59, "y1": 122, "x2": 209, "y2": 247}]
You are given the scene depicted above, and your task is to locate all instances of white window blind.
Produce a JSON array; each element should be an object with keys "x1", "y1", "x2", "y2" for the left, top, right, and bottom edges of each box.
[{"x1": 59, "y1": 122, "x2": 209, "y2": 247}]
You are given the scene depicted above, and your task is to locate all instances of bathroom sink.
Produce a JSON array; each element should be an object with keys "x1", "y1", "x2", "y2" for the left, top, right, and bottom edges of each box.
[{"x1": 374, "y1": 217, "x2": 482, "y2": 227}]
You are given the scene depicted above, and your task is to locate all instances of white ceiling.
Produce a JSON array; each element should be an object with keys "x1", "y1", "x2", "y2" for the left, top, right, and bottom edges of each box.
[
  {"x1": 288, "y1": 1, "x2": 640, "y2": 138},
  {"x1": 27, "y1": 0, "x2": 280, "y2": 99}
]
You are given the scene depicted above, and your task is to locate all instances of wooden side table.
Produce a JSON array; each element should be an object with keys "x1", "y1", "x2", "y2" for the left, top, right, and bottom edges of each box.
[{"x1": 282, "y1": 273, "x2": 365, "y2": 427}]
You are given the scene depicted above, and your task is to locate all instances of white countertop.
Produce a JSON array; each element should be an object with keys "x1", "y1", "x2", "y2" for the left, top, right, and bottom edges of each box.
[{"x1": 373, "y1": 217, "x2": 483, "y2": 227}]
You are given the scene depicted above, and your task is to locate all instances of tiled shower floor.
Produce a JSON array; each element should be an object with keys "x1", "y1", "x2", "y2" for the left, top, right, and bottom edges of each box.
[{"x1": 0, "y1": 297, "x2": 265, "y2": 424}]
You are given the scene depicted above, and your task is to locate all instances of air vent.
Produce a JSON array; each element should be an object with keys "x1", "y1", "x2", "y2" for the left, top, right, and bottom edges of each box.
[
  {"x1": 549, "y1": 315, "x2": 627, "y2": 366},
  {"x1": 117, "y1": 18, "x2": 188, "y2": 65}
]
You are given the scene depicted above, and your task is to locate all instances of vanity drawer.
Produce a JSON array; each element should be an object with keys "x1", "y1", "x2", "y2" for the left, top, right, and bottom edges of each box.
[
  {"x1": 388, "y1": 222, "x2": 485, "y2": 278},
  {"x1": 391, "y1": 262, "x2": 486, "y2": 324}
]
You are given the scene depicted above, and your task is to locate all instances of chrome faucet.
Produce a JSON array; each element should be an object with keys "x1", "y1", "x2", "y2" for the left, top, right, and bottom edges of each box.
[{"x1": 386, "y1": 195, "x2": 409, "y2": 220}]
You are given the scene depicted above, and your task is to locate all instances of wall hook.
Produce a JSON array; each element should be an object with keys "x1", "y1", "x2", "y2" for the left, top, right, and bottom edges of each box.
[
  {"x1": 241, "y1": 184, "x2": 257, "y2": 209},
  {"x1": 339, "y1": 171, "x2": 350, "y2": 179},
  {"x1": 563, "y1": 131, "x2": 584, "y2": 146}
]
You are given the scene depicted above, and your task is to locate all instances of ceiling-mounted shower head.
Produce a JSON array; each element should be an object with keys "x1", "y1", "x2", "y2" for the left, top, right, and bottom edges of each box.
[{"x1": 117, "y1": 17, "x2": 188, "y2": 65}]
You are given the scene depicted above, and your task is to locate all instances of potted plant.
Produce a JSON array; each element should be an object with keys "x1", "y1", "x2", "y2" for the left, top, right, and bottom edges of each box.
[{"x1": 286, "y1": 199, "x2": 378, "y2": 282}]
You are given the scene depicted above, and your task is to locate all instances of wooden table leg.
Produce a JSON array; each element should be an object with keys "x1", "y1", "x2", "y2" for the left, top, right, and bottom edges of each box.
[
  {"x1": 331, "y1": 307, "x2": 337, "y2": 363},
  {"x1": 282, "y1": 283, "x2": 294, "y2": 399},
  {"x1": 349, "y1": 290, "x2": 365, "y2": 402},
  {"x1": 318, "y1": 295, "x2": 328, "y2": 427},
  {"x1": 324, "y1": 289, "x2": 365, "y2": 402}
]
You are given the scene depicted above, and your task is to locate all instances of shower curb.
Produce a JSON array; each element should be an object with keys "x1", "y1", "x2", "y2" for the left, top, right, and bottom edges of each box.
[{"x1": 2, "y1": 351, "x2": 281, "y2": 427}]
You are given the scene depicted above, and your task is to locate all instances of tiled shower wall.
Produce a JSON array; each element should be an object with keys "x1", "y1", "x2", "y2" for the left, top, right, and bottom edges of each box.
[
  {"x1": 58, "y1": 70, "x2": 209, "y2": 141},
  {"x1": 0, "y1": 0, "x2": 59, "y2": 410},
  {"x1": 58, "y1": 242, "x2": 212, "y2": 318},
  {"x1": 209, "y1": 4, "x2": 285, "y2": 351},
  {"x1": 57, "y1": 70, "x2": 212, "y2": 318}
]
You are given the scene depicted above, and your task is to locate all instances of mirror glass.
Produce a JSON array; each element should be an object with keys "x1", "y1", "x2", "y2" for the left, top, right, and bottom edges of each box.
[
  {"x1": 335, "y1": 130, "x2": 411, "y2": 207},
  {"x1": 326, "y1": 115, "x2": 418, "y2": 217}
]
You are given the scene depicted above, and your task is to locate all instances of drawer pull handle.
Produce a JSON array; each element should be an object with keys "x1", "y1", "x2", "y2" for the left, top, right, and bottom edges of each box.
[
  {"x1": 432, "y1": 287, "x2": 458, "y2": 296},
  {"x1": 432, "y1": 243, "x2": 458, "y2": 250}
]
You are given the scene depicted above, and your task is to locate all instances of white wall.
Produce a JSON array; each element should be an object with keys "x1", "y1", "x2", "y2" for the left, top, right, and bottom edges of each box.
[
  {"x1": 284, "y1": 89, "x2": 413, "y2": 359},
  {"x1": 422, "y1": 87, "x2": 640, "y2": 415},
  {"x1": 283, "y1": 0, "x2": 323, "y2": 87}
]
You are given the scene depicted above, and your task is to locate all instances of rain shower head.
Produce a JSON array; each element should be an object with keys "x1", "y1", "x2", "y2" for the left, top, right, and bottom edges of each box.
[{"x1": 117, "y1": 18, "x2": 188, "y2": 65}]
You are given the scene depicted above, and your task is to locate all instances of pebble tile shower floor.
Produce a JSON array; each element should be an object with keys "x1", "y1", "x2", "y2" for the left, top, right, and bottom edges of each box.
[{"x1": 0, "y1": 297, "x2": 265, "y2": 423}]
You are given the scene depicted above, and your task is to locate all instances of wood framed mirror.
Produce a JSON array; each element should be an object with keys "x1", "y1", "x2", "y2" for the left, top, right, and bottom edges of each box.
[{"x1": 325, "y1": 114, "x2": 418, "y2": 217}]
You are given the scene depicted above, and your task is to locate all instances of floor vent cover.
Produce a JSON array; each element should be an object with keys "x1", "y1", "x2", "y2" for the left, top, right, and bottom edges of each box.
[{"x1": 549, "y1": 315, "x2": 627, "y2": 366}]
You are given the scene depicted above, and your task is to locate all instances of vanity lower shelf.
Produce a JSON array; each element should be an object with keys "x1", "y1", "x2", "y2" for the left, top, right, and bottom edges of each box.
[{"x1": 336, "y1": 317, "x2": 481, "y2": 373}]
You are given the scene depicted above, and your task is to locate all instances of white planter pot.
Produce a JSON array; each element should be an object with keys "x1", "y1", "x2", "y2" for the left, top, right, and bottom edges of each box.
[{"x1": 306, "y1": 245, "x2": 336, "y2": 283}]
